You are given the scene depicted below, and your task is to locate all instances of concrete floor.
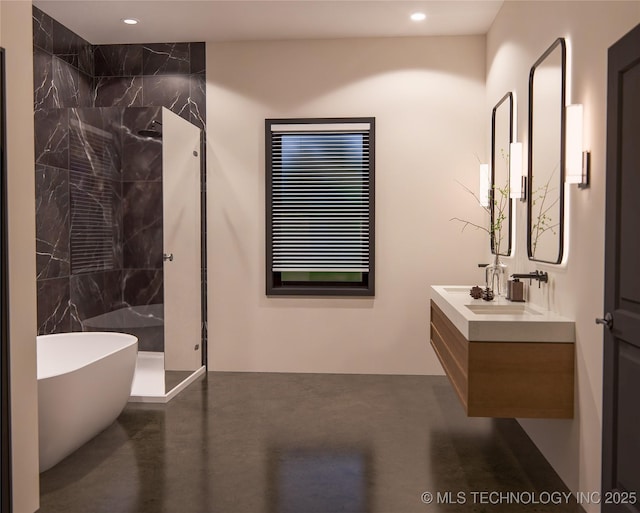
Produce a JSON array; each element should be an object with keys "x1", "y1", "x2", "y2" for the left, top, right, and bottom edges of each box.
[{"x1": 39, "y1": 373, "x2": 583, "y2": 513}]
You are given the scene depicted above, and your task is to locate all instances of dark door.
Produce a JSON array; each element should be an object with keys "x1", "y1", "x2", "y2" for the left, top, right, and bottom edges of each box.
[{"x1": 602, "y1": 23, "x2": 640, "y2": 513}]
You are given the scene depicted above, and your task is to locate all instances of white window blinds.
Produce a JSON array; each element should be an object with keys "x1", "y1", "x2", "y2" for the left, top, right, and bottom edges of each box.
[{"x1": 269, "y1": 121, "x2": 372, "y2": 273}]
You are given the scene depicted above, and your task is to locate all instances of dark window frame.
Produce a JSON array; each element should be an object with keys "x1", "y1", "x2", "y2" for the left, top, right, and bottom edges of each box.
[{"x1": 265, "y1": 117, "x2": 375, "y2": 297}]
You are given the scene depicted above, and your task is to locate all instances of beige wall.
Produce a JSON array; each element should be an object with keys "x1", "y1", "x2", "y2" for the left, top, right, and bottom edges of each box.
[
  {"x1": 487, "y1": 1, "x2": 640, "y2": 508},
  {"x1": 1, "y1": 1, "x2": 39, "y2": 511},
  {"x1": 206, "y1": 36, "x2": 487, "y2": 374}
]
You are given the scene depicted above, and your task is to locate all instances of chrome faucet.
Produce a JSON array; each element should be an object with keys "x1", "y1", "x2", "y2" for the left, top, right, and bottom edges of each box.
[{"x1": 510, "y1": 270, "x2": 549, "y2": 288}]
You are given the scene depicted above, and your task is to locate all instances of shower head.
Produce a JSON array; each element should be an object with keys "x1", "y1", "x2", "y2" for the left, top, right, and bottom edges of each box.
[{"x1": 138, "y1": 120, "x2": 162, "y2": 138}]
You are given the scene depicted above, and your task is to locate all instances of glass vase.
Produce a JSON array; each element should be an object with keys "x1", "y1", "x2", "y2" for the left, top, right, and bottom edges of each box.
[{"x1": 485, "y1": 255, "x2": 508, "y2": 297}]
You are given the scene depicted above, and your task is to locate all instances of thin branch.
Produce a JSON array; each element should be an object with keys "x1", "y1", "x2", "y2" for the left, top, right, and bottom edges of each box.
[
  {"x1": 531, "y1": 164, "x2": 559, "y2": 256},
  {"x1": 450, "y1": 217, "x2": 490, "y2": 233},
  {"x1": 453, "y1": 179, "x2": 491, "y2": 216}
]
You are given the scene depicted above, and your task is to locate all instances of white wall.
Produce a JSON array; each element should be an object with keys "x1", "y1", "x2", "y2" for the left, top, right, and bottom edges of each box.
[
  {"x1": 487, "y1": 1, "x2": 640, "y2": 508},
  {"x1": 0, "y1": 1, "x2": 40, "y2": 511},
  {"x1": 206, "y1": 36, "x2": 487, "y2": 374}
]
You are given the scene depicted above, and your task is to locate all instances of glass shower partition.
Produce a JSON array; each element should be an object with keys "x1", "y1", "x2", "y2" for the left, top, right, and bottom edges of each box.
[
  {"x1": 161, "y1": 108, "x2": 204, "y2": 390},
  {"x1": 68, "y1": 106, "x2": 204, "y2": 402}
]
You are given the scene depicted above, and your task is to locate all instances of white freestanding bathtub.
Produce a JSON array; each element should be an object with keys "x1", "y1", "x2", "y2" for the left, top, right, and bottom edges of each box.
[{"x1": 37, "y1": 332, "x2": 138, "y2": 472}]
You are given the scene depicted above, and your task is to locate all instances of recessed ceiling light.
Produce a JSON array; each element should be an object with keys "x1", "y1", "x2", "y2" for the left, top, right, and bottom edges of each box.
[
  {"x1": 122, "y1": 18, "x2": 139, "y2": 25},
  {"x1": 410, "y1": 12, "x2": 427, "y2": 22}
]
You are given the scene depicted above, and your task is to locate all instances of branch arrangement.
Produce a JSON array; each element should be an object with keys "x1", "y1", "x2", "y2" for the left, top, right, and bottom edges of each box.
[
  {"x1": 530, "y1": 163, "x2": 559, "y2": 258},
  {"x1": 450, "y1": 151, "x2": 558, "y2": 260},
  {"x1": 450, "y1": 150, "x2": 509, "y2": 257}
]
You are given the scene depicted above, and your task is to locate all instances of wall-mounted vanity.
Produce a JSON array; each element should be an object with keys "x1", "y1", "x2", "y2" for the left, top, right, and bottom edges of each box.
[{"x1": 429, "y1": 286, "x2": 575, "y2": 418}]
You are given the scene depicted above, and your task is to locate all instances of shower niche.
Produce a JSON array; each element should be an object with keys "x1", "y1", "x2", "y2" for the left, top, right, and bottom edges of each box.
[{"x1": 55, "y1": 105, "x2": 204, "y2": 401}]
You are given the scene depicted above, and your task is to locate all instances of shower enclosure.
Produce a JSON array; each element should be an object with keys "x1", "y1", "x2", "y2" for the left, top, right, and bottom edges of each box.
[{"x1": 49, "y1": 105, "x2": 204, "y2": 401}]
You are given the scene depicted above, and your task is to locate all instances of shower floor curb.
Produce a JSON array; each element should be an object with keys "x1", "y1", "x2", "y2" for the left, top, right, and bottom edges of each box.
[{"x1": 129, "y1": 365, "x2": 206, "y2": 404}]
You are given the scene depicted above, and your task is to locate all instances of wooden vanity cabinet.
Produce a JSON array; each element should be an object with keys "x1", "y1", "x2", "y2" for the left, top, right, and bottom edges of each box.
[{"x1": 430, "y1": 300, "x2": 574, "y2": 418}]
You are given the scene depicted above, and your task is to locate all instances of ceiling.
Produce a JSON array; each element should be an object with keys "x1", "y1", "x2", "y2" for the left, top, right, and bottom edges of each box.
[{"x1": 33, "y1": 0, "x2": 504, "y2": 45}]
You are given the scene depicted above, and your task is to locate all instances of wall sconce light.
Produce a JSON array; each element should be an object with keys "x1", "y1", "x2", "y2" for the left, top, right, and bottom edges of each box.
[
  {"x1": 509, "y1": 142, "x2": 526, "y2": 201},
  {"x1": 479, "y1": 163, "x2": 490, "y2": 207},
  {"x1": 565, "y1": 104, "x2": 590, "y2": 188}
]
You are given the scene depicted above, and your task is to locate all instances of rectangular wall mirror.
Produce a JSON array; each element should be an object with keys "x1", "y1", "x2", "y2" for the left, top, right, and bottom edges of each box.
[
  {"x1": 491, "y1": 92, "x2": 513, "y2": 257},
  {"x1": 527, "y1": 37, "x2": 566, "y2": 264}
]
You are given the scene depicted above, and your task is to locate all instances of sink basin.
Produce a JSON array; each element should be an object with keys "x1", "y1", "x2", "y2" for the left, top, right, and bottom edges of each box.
[
  {"x1": 465, "y1": 303, "x2": 542, "y2": 316},
  {"x1": 442, "y1": 286, "x2": 470, "y2": 293}
]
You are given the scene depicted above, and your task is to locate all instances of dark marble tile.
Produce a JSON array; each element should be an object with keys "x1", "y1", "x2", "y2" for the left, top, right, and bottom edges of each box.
[
  {"x1": 52, "y1": 51, "x2": 78, "y2": 72},
  {"x1": 78, "y1": 43, "x2": 94, "y2": 76},
  {"x1": 189, "y1": 74, "x2": 206, "y2": 130},
  {"x1": 72, "y1": 107, "x2": 122, "y2": 174},
  {"x1": 34, "y1": 48, "x2": 55, "y2": 112},
  {"x1": 33, "y1": 6, "x2": 53, "y2": 53},
  {"x1": 189, "y1": 43, "x2": 206, "y2": 74},
  {"x1": 111, "y1": 179, "x2": 124, "y2": 270},
  {"x1": 143, "y1": 43, "x2": 190, "y2": 75},
  {"x1": 78, "y1": 71, "x2": 94, "y2": 108},
  {"x1": 36, "y1": 166, "x2": 70, "y2": 280},
  {"x1": 70, "y1": 107, "x2": 106, "y2": 133},
  {"x1": 101, "y1": 105, "x2": 125, "y2": 131},
  {"x1": 123, "y1": 136, "x2": 162, "y2": 182},
  {"x1": 127, "y1": 323, "x2": 164, "y2": 352},
  {"x1": 69, "y1": 220, "x2": 115, "y2": 276},
  {"x1": 37, "y1": 277, "x2": 71, "y2": 335},
  {"x1": 69, "y1": 271, "x2": 107, "y2": 326},
  {"x1": 102, "y1": 107, "x2": 126, "y2": 177},
  {"x1": 35, "y1": 109, "x2": 69, "y2": 169},
  {"x1": 70, "y1": 108, "x2": 122, "y2": 175},
  {"x1": 103, "y1": 270, "x2": 124, "y2": 311},
  {"x1": 94, "y1": 45, "x2": 143, "y2": 77},
  {"x1": 51, "y1": 18, "x2": 76, "y2": 55},
  {"x1": 121, "y1": 105, "x2": 162, "y2": 134},
  {"x1": 53, "y1": 20, "x2": 93, "y2": 74},
  {"x1": 142, "y1": 75, "x2": 191, "y2": 121},
  {"x1": 70, "y1": 270, "x2": 123, "y2": 329},
  {"x1": 94, "y1": 77, "x2": 143, "y2": 107},
  {"x1": 68, "y1": 113, "x2": 121, "y2": 276},
  {"x1": 122, "y1": 269, "x2": 163, "y2": 307},
  {"x1": 69, "y1": 181, "x2": 120, "y2": 274},
  {"x1": 55, "y1": 54, "x2": 79, "y2": 72},
  {"x1": 121, "y1": 107, "x2": 163, "y2": 181},
  {"x1": 123, "y1": 182, "x2": 163, "y2": 269},
  {"x1": 52, "y1": 56, "x2": 80, "y2": 108}
]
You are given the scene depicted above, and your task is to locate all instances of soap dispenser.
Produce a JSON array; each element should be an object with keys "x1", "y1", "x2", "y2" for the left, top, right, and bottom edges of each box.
[{"x1": 506, "y1": 278, "x2": 525, "y2": 302}]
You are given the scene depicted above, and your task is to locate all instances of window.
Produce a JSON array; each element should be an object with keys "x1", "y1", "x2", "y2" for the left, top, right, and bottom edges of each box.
[{"x1": 266, "y1": 118, "x2": 375, "y2": 296}]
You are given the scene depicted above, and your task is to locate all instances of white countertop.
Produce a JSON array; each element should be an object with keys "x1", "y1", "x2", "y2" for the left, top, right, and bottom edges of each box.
[{"x1": 431, "y1": 285, "x2": 575, "y2": 343}]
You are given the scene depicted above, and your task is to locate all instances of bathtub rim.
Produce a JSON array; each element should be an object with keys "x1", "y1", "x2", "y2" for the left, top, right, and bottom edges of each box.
[{"x1": 37, "y1": 332, "x2": 138, "y2": 380}]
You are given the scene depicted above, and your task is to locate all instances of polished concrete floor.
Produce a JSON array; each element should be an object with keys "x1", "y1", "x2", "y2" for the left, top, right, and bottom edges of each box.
[{"x1": 39, "y1": 373, "x2": 583, "y2": 513}]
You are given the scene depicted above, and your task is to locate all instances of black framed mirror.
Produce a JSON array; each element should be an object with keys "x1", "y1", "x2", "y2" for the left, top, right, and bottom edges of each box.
[
  {"x1": 0, "y1": 46, "x2": 11, "y2": 513},
  {"x1": 491, "y1": 92, "x2": 513, "y2": 257},
  {"x1": 527, "y1": 38, "x2": 566, "y2": 264}
]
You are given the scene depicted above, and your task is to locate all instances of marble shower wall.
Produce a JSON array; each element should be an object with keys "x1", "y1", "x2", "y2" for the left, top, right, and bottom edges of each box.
[
  {"x1": 33, "y1": 6, "x2": 206, "y2": 347},
  {"x1": 94, "y1": 42, "x2": 206, "y2": 130},
  {"x1": 34, "y1": 5, "x2": 94, "y2": 334},
  {"x1": 120, "y1": 107, "x2": 164, "y2": 317},
  {"x1": 67, "y1": 107, "x2": 126, "y2": 333},
  {"x1": 33, "y1": 6, "x2": 94, "y2": 113}
]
